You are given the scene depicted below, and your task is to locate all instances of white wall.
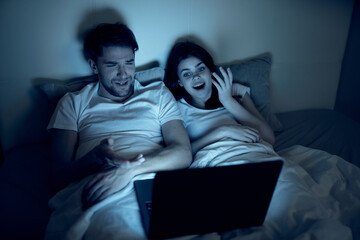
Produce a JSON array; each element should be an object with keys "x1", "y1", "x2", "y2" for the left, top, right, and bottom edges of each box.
[{"x1": 0, "y1": 0, "x2": 354, "y2": 151}]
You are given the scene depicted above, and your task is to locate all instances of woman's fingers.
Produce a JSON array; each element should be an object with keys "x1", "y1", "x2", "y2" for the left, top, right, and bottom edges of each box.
[
  {"x1": 219, "y1": 67, "x2": 228, "y2": 85},
  {"x1": 230, "y1": 125, "x2": 260, "y2": 143},
  {"x1": 212, "y1": 67, "x2": 233, "y2": 93},
  {"x1": 244, "y1": 128, "x2": 260, "y2": 142},
  {"x1": 212, "y1": 76, "x2": 221, "y2": 91},
  {"x1": 227, "y1": 68, "x2": 233, "y2": 83},
  {"x1": 219, "y1": 67, "x2": 233, "y2": 86},
  {"x1": 212, "y1": 72, "x2": 225, "y2": 89}
]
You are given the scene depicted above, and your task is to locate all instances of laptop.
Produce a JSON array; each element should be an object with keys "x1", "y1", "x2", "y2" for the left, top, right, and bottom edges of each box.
[{"x1": 134, "y1": 160, "x2": 283, "y2": 239}]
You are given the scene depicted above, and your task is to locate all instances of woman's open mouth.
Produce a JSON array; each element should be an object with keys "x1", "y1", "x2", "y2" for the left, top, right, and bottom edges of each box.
[{"x1": 193, "y1": 82, "x2": 205, "y2": 90}]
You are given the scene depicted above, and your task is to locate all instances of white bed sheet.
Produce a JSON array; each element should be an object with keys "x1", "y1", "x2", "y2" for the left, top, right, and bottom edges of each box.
[{"x1": 44, "y1": 144, "x2": 360, "y2": 240}]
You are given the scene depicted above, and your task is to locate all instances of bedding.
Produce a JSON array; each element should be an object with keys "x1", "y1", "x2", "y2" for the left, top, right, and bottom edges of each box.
[
  {"x1": 1, "y1": 55, "x2": 360, "y2": 239},
  {"x1": 275, "y1": 108, "x2": 360, "y2": 167},
  {"x1": 44, "y1": 143, "x2": 360, "y2": 240}
]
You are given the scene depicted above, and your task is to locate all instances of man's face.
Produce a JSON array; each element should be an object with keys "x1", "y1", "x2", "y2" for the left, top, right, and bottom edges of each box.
[{"x1": 89, "y1": 46, "x2": 136, "y2": 102}]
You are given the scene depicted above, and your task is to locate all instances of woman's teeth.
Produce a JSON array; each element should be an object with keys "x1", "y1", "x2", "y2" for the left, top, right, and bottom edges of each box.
[{"x1": 193, "y1": 83, "x2": 205, "y2": 89}]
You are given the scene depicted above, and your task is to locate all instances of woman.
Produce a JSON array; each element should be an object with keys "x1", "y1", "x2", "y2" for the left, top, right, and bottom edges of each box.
[
  {"x1": 162, "y1": 41, "x2": 360, "y2": 239},
  {"x1": 164, "y1": 41, "x2": 275, "y2": 158}
]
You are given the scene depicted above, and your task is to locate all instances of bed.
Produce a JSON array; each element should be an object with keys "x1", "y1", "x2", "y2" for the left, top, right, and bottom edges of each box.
[{"x1": 0, "y1": 55, "x2": 360, "y2": 240}]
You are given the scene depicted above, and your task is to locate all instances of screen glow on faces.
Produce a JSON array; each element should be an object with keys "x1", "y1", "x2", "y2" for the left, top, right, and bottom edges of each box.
[
  {"x1": 95, "y1": 46, "x2": 136, "y2": 102},
  {"x1": 177, "y1": 56, "x2": 213, "y2": 108}
]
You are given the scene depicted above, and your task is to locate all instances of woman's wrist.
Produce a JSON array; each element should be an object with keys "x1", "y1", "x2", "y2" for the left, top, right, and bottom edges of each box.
[{"x1": 221, "y1": 96, "x2": 239, "y2": 111}]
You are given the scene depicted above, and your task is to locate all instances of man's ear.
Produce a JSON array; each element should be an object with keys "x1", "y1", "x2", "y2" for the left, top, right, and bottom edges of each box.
[
  {"x1": 88, "y1": 59, "x2": 98, "y2": 74},
  {"x1": 178, "y1": 80, "x2": 183, "y2": 87}
]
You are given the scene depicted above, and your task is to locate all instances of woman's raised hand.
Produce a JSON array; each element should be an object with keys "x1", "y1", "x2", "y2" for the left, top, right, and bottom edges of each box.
[{"x1": 212, "y1": 67, "x2": 234, "y2": 105}]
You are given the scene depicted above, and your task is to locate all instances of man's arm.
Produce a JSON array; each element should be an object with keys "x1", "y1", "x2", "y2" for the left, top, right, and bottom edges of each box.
[
  {"x1": 82, "y1": 119, "x2": 192, "y2": 208},
  {"x1": 50, "y1": 129, "x2": 102, "y2": 191},
  {"x1": 134, "y1": 119, "x2": 192, "y2": 174},
  {"x1": 50, "y1": 129, "x2": 144, "y2": 191}
]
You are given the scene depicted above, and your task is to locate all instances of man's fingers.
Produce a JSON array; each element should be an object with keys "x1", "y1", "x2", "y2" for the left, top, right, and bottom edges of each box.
[
  {"x1": 100, "y1": 137, "x2": 114, "y2": 149},
  {"x1": 82, "y1": 185, "x2": 110, "y2": 210},
  {"x1": 133, "y1": 154, "x2": 145, "y2": 162},
  {"x1": 118, "y1": 157, "x2": 145, "y2": 168},
  {"x1": 90, "y1": 187, "x2": 111, "y2": 207}
]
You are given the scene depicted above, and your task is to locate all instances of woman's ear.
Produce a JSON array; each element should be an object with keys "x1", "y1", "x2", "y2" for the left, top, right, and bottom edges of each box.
[
  {"x1": 88, "y1": 59, "x2": 98, "y2": 74},
  {"x1": 178, "y1": 80, "x2": 184, "y2": 87}
]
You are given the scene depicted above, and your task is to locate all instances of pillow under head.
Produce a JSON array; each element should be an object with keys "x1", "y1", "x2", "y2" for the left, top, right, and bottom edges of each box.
[{"x1": 222, "y1": 54, "x2": 283, "y2": 132}]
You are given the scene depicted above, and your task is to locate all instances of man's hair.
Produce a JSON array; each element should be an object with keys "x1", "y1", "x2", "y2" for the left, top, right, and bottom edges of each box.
[
  {"x1": 163, "y1": 41, "x2": 222, "y2": 109},
  {"x1": 83, "y1": 23, "x2": 139, "y2": 62}
]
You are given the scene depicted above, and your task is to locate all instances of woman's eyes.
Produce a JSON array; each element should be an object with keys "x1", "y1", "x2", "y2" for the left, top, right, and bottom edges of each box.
[
  {"x1": 198, "y1": 66, "x2": 205, "y2": 72},
  {"x1": 182, "y1": 66, "x2": 206, "y2": 79},
  {"x1": 183, "y1": 72, "x2": 192, "y2": 78}
]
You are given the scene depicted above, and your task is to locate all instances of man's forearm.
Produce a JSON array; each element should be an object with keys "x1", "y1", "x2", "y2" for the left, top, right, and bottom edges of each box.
[
  {"x1": 51, "y1": 152, "x2": 103, "y2": 191},
  {"x1": 132, "y1": 143, "x2": 192, "y2": 176}
]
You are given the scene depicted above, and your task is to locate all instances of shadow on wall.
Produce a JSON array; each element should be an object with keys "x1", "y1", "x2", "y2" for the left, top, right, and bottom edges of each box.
[
  {"x1": 168, "y1": 35, "x2": 215, "y2": 60},
  {"x1": 11, "y1": 8, "x2": 131, "y2": 150},
  {"x1": 77, "y1": 7, "x2": 128, "y2": 60}
]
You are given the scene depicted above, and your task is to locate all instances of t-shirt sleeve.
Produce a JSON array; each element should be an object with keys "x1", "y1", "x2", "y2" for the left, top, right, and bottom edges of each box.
[
  {"x1": 47, "y1": 93, "x2": 79, "y2": 132},
  {"x1": 231, "y1": 83, "x2": 250, "y2": 97},
  {"x1": 158, "y1": 83, "x2": 184, "y2": 125}
]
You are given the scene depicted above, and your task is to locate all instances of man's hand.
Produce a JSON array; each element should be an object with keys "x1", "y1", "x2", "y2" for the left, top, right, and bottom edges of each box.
[
  {"x1": 82, "y1": 167, "x2": 130, "y2": 210},
  {"x1": 82, "y1": 154, "x2": 145, "y2": 210},
  {"x1": 82, "y1": 138, "x2": 145, "y2": 209},
  {"x1": 89, "y1": 138, "x2": 144, "y2": 168}
]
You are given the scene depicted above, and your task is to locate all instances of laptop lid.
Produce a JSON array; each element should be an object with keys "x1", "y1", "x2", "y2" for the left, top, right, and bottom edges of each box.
[{"x1": 134, "y1": 160, "x2": 283, "y2": 239}]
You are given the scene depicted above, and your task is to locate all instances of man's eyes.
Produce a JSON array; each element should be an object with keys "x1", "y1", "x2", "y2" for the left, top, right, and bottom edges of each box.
[{"x1": 105, "y1": 62, "x2": 134, "y2": 67}]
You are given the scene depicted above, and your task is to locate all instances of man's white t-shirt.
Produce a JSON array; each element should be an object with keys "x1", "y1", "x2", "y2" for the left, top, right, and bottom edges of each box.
[{"x1": 48, "y1": 80, "x2": 182, "y2": 160}]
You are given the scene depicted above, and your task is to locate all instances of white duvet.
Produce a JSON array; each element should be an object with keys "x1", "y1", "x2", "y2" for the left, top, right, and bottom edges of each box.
[{"x1": 44, "y1": 143, "x2": 360, "y2": 240}]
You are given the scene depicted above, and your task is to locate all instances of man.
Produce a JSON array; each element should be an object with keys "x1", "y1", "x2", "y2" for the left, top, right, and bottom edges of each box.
[{"x1": 48, "y1": 23, "x2": 192, "y2": 211}]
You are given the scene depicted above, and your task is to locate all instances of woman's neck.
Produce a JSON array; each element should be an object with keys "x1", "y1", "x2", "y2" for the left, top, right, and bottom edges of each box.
[{"x1": 191, "y1": 98, "x2": 206, "y2": 109}]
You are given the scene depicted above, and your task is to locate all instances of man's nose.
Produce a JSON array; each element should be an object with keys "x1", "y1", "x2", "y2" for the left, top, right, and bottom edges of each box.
[{"x1": 117, "y1": 65, "x2": 126, "y2": 76}]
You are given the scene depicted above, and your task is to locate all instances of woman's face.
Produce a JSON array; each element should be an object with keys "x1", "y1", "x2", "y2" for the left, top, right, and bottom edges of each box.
[{"x1": 177, "y1": 56, "x2": 213, "y2": 108}]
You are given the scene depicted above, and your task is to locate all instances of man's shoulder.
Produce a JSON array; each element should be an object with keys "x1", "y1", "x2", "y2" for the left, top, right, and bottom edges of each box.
[
  {"x1": 59, "y1": 82, "x2": 98, "y2": 106},
  {"x1": 135, "y1": 80, "x2": 171, "y2": 96},
  {"x1": 63, "y1": 82, "x2": 97, "y2": 97},
  {"x1": 136, "y1": 79, "x2": 163, "y2": 90}
]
